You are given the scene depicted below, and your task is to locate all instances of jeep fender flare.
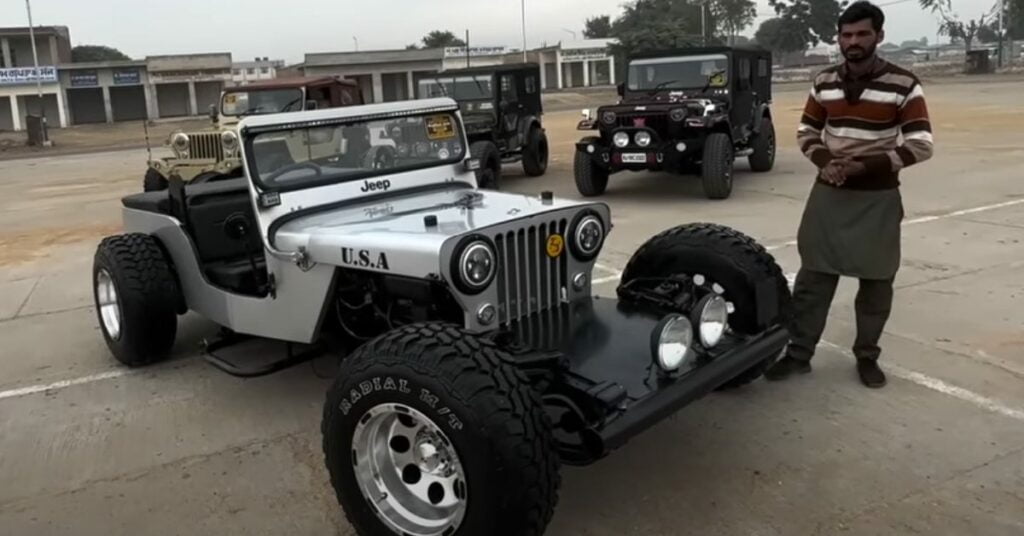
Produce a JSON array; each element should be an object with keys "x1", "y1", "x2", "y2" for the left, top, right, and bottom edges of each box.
[
  {"x1": 518, "y1": 115, "x2": 543, "y2": 145},
  {"x1": 752, "y1": 104, "x2": 773, "y2": 134}
]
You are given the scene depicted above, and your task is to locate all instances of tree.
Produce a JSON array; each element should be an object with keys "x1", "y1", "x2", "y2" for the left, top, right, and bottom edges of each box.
[
  {"x1": 405, "y1": 43, "x2": 419, "y2": 50},
  {"x1": 610, "y1": 0, "x2": 719, "y2": 58},
  {"x1": 1006, "y1": 0, "x2": 1023, "y2": 39},
  {"x1": 767, "y1": 0, "x2": 848, "y2": 47},
  {"x1": 71, "y1": 45, "x2": 130, "y2": 62},
  {"x1": 711, "y1": 0, "x2": 758, "y2": 45},
  {"x1": 754, "y1": 17, "x2": 811, "y2": 54},
  {"x1": 583, "y1": 15, "x2": 613, "y2": 38},
  {"x1": 919, "y1": 0, "x2": 998, "y2": 52},
  {"x1": 420, "y1": 31, "x2": 466, "y2": 49}
]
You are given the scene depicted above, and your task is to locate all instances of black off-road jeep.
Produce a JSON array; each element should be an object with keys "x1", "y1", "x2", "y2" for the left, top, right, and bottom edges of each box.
[
  {"x1": 417, "y1": 63, "x2": 549, "y2": 189},
  {"x1": 575, "y1": 46, "x2": 776, "y2": 199}
]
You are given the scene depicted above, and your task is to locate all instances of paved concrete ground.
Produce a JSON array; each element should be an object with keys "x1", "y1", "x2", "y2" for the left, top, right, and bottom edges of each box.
[{"x1": 1, "y1": 78, "x2": 1023, "y2": 536}]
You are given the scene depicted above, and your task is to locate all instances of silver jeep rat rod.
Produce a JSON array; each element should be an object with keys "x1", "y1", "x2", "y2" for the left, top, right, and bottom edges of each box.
[{"x1": 92, "y1": 97, "x2": 792, "y2": 536}]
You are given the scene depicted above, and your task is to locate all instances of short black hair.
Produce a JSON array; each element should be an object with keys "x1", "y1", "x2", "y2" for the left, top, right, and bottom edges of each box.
[{"x1": 838, "y1": 1, "x2": 885, "y2": 32}]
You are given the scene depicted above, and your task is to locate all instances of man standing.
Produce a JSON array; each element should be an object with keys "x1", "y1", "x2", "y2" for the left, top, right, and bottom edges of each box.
[{"x1": 764, "y1": 1, "x2": 934, "y2": 388}]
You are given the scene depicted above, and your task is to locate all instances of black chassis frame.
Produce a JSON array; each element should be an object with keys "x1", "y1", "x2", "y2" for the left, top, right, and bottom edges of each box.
[
  {"x1": 418, "y1": 62, "x2": 545, "y2": 162},
  {"x1": 576, "y1": 46, "x2": 773, "y2": 174}
]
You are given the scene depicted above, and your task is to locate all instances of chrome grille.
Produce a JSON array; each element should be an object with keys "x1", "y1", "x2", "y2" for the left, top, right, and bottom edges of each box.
[
  {"x1": 187, "y1": 133, "x2": 224, "y2": 161},
  {"x1": 494, "y1": 218, "x2": 569, "y2": 326}
]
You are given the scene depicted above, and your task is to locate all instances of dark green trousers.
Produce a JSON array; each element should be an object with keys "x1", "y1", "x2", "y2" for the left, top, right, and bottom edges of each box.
[{"x1": 786, "y1": 268, "x2": 894, "y2": 363}]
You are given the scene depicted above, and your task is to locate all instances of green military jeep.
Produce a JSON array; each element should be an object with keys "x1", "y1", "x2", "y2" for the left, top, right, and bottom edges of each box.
[{"x1": 143, "y1": 76, "x2": 364, "y2": 191}]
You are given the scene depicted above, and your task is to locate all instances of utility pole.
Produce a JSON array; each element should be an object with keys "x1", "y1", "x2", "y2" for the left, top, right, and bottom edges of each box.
[
  {"x1": 521, "y1": 0, "x2": 528, "y2": 62},
  {"x1": 25, "y1": 0, "x2": 50, "y2": 145},
  {"x1": 466, "y1": 29, "x2": 471, "y2": 68},
  {"x1": 701, "y1": 1, "x2": 707, "y2": 46},
  {"x1": 997, "y1": 0, "x2": 1005, "y2": 68}
]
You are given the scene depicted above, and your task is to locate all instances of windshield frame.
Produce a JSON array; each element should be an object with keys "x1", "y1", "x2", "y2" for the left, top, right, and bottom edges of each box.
[
  {"x1": 416, "y1": 74, "x2": 495, "y2": 101},
  {"x1": 220, "y1": 87, "x2": 306, "y2": 117},
  {"x1": 241, "y1": 107, "x2": 467, "y2": 193},
  {"x1": 626, "y1": 53, "x2": 731, "y2": 92}
]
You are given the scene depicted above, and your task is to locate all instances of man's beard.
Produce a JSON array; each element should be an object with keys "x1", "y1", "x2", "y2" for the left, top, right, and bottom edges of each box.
[{"x1": 842, "y1": 42, "x2": 877, "y2": 63}]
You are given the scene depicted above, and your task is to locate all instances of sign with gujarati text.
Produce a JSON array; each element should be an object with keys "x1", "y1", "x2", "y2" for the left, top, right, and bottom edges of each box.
[
  {"x1": 0, "y1": 66, "x2": 58, "y2": 86},
  {"x1": 69, "y1": 71, "x2": 99, "y2": 87},
  {"x1": 443, "y1": 46, "x2": 507, "y2": 58},
  {"x1": 113, "y1": 69, "x2": 141, "y2": 85}
]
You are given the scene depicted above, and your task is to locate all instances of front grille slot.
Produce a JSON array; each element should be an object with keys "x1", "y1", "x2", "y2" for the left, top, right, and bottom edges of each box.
[
  {"x1": 615, "y1": 113, "x2": 670, "y2": 135},
  {"x1": 188, "y1": 133, "x2": 225, "y2": 161},
  {"x1": 495, "y1": 218, "x2": 569, "y2": 326}
]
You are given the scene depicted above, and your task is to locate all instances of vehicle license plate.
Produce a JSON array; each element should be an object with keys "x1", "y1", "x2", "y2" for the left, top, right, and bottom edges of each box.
[{"x1": 621, "y1": 153, "x2": 647, "y2": 163}]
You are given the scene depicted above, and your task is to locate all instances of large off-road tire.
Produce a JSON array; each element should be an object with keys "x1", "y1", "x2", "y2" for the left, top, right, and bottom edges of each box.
[
  {"x1": 470, "y1": 141, "x2": 502, "y2": 190},
  {"x1": 323, "y1": 323, "x2": 560, "y2": 536},
  {"x1": 573, "y1": 143, "x2": 609, "y2": 197},
  {"x1": 93, "y1": 233, "x2": 180, "y2": 367},
  {"x1": 748, "y1": 118, "x2": 776, "y2": 172},
  {"x1": 521, "y1": 125, "x2": 549, "y2": 177},
  {"x1": 701, "y1": 133, "x2": 734, "y2": 200},
  {"x1": 620, "y1": 223, "x2": 792, "y2": 389},
  {"x1": 143, "y1": 168, "x2": 168, "y2": 192}
]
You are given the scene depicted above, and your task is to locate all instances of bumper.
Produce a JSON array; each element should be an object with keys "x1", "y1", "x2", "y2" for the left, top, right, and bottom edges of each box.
[
  {"x1": 148, "y1": 157, "x2": 242, "y2": 182},
  {"x1": 513, "y1": 297, "x2": 788, "y2": 459},
  {"x1": 575, "y1": 138, "x2": 706, "y2": 172}
]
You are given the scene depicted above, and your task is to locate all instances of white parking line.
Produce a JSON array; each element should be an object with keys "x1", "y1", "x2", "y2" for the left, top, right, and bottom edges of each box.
[
  {"x1": 0, "y1": 370, "x2": 129, "y2": 401},
  {"x1": 766, "y1": 197, "x2": 1024, "y2": 251},
  {"x1": 819, "y1": 341, "x2": 1024, "y2": 423}
]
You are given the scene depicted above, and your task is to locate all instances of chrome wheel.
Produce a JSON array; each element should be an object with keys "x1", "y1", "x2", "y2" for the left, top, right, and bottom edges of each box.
[
  {"x1": 352, "y1": 403, "x2": 468, "y2": 536},
  {"x1": 96, "y1": 268, "x2": 122, "y2": 341}
]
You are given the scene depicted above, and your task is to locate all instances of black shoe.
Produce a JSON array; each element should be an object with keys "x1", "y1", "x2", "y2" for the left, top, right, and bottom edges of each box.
[
  {"x1": 764, "y1": 356, "x2": 812, "y2": 381},
  {"x1": 857, "y1": 359, "x2": 887, "y2": 388}
]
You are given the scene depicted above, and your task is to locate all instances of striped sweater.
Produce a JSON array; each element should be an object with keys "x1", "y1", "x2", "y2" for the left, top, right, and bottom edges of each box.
[{"x1": 798, "y1": 58, "x2": 934, "y2": 190}]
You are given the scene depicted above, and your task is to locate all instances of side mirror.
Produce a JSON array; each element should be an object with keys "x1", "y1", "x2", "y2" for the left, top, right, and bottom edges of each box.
[
  {"x1": 617, "y1": 82, "x2": 625, "y2": 97},
  {"x1": 208, "y1": 104, "x2": 218, "y2": 123},
  {"x1": 305, "y1": 99, "x2": 318, "y2": 110},
  {"x1": 581, "y1": 109, "x2": 592, "y2": 121},
  {"x1": 464, "y1": 158, "x2": 482, "y2": 172}
]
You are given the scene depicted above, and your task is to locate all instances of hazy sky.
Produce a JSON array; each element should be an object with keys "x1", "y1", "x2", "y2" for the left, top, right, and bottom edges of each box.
[{"x1": 2, "y1": 0, "x2": 991, "y2": 65}]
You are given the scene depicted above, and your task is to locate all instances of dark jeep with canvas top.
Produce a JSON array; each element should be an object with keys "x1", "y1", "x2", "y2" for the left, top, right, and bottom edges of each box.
[
  {"x1": 575, "y1": 46, "x2": 776, "y2": 199},
  {"x1": 417, "y1": 63, "x2": 549, "y2": 189}
]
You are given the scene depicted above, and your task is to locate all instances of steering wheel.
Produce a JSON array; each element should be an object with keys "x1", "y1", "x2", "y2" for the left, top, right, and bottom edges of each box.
[
  {"x1": 265, "y1": 161, "x2": 323, "y2": 183},
  {"x1": 365, "y1": 146, "x2": 398, "y2": 170}
]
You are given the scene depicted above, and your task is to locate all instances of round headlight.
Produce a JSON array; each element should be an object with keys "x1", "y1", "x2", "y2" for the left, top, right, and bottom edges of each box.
[
  {"x1": 457, "y1": 240, "x2": 496, "y2": 293},
  {"x1": 613, "y1": 132, "x2": 630, "y2": 148},
  {"x1": 635, "y1": 131, "x2": 652, "y2": 147},
  {"x1": 221, "y1": 131, "x2": 238, "y2": 151},
  {"x1": 653, "y1": 315, "x2": 694, "y2": 371},
  {"x1": 570, "y1": 214, "x2": 605, "y2": 260},
  {"x1": 601, "y1": 110, "x2": 617, "y2": 124},
  {"x1": 171, "y1": 132, "x2": 189, "y2": 154},
  {"x1": 694, "y1": 294, "x2": 729, "y2": 348},
  {"x1": 670, "y1": 108, "x2": 687, "y2": 122}
]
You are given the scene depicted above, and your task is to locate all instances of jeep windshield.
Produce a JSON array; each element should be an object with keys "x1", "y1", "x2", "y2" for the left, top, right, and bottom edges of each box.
[
  {"x1": 248, "y1": 112, "x2": 465, "y2": 190},
  {"x1": 627, "y1": 54, "x2": 729, "y2": 91},
  {"x1": 417, "y1": 76, "x2": 493, "y2": 101},
  {"x1": 221, "y1": 88, "x2": 304, "y2": 117}
]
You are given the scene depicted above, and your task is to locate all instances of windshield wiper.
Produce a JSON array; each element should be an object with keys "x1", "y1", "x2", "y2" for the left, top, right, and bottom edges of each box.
[
  {"x1": 430, "y1": 76, "x2": 450, "y2": 98},
  {"x1": 280, "y1": 97, "x2": 302, "y2": 113},
  {"x1": 647, "y1": 80, "x2": 679, "y2": 96}
]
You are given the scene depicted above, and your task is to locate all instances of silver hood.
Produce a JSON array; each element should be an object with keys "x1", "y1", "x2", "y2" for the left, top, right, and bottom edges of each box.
[{"x1": 274, "y1": 186, "x2": 603, "y2": 279}]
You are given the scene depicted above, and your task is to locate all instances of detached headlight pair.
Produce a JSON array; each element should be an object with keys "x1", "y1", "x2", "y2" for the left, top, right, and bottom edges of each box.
[
  {"x1": 612, "y1": 131, "x2": 652, "y2": 148},
  {"x1": 653, "y1": 293, "x2": 730, "y2": 371}
]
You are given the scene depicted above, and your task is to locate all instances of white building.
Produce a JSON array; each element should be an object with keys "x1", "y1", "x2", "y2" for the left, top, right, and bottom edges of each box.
[
  {"x1": 232, "y1": 57, "x2": 285, "y2": 85},
  {"x1": 533, "y1": 38, "x2": 618, "y2": 90},
  {"x1": 1, "y1": 25, "x2": 70, "y2": 131}
]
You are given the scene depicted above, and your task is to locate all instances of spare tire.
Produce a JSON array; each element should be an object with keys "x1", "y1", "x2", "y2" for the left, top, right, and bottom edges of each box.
[{"x1": 620, "y1": 223, "x2": 792, "y2": 388}]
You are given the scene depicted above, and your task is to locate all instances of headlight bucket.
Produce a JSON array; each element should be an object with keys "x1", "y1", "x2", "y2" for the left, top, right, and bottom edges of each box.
[
  {"x1": 601, "y1": 110, "x2": 617, "y2": 125},
  {"x1": 221, "y1": 130, "x2": 238, "y2": 153},
  {"x1": 450, "y1": 235, "x2": 497, "y2": 295},
  {"x1": 171, "y1": 132, "x2": 190, "y2": 157},
  {"x1": 670, "y1": 108, "x2": 687, "y2": 122},
  {"x1": 569, "y1": 211, "x2": 605, "y2": 261},
  {"x1": 651, "y1": 314, "x2": 695, "y2": 372}
]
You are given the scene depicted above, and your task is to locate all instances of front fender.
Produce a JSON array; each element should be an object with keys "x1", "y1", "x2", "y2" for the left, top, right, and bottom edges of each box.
[{"x1": 752, "y1": 104, "x2": 772, "y2": 133}]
